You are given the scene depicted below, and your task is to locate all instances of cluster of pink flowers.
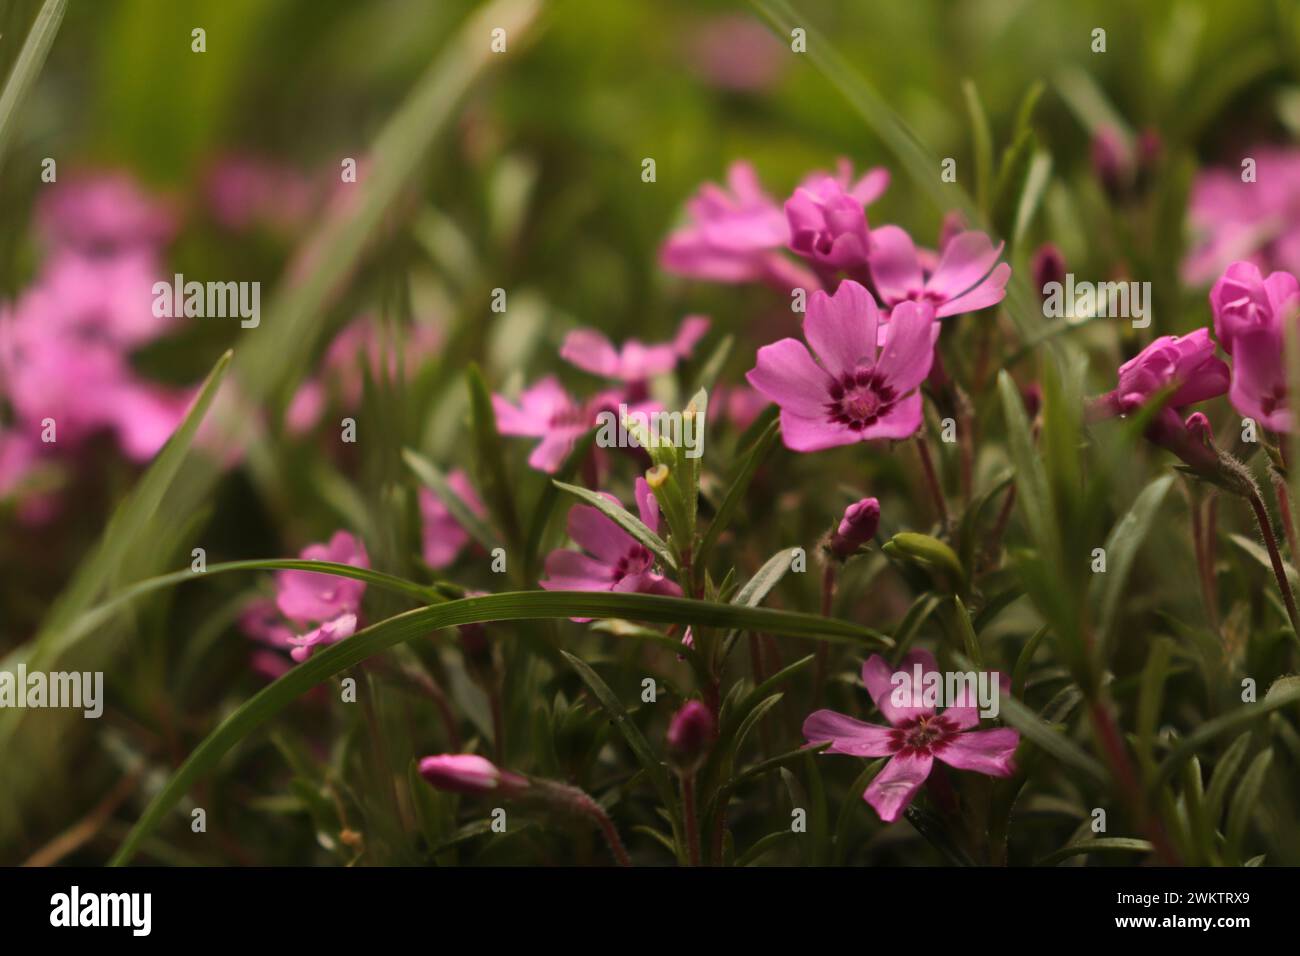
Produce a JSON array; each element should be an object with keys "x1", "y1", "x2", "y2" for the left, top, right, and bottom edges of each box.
[
  {"x1": 242, "y1": 530, "x2": 369, "y2": 676},
  {"x1": 1092, "y1": 260, "x2": 1300, "y2": 455},
  {"x1": 0, "y1": 174, "x2": 193, "y2": 517}
]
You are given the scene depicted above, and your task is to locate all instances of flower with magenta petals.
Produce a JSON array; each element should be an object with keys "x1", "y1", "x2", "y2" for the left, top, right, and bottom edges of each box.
[
  {"x1": 746, "y1": 279, "x2": 935, "y2": 451},
  {"x1": 868, "y1": 225, "x2": 1011, "y2": 318},
  {"x1": 803, "y1": 650, "x2": 1019, "y2": 823},
  {"x1": 561, "y1": 315, "x2": 710, "y2": 385},
  {"x1": 785, "y1": 159, "x2": 889, "y2": 275},
  {"x1": 493, "y1": 376, "x2": 620, "y2": 474},
  {"x1": 273, "y1": 531, "x2": 369, "y2": 661}
]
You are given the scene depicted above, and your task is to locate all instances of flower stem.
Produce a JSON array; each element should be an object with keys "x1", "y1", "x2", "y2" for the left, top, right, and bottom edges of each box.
[
  {"x1": 1273, "y1": 473, "x2": 1300, "y2": 560},
  {"x1": 547, "y1": 783, "x2": 631, "y2": 866},
  {"x1": 914, "y1": 436, "x2": 948, "y2": 528},
  {"x1": 1189, "y1": 490, "x2": 1218, "y2": 631},
  {"x1": 681, "y1": 773, "x2": 701, "y2": 866},
  {"x1": 1246, "y1": 487, "x2": 1300, "y2": 638},
  {"x1": 812, "y1": 562, "x2": 837, "y2": 702}
]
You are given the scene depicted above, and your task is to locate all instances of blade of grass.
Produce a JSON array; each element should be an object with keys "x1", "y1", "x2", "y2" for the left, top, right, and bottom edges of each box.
[{"x1": 0, "y1": 0, "x2": 67, "y2": 171}]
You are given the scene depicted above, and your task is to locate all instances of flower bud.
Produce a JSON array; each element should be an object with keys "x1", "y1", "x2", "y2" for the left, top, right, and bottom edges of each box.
[
  {"x1": 666, "y1": 700, "x2": 715, "y2": 773},
  {"x1": 1030, "y1": 243, "x2": 1065, "y2": 302},
  {"x1": 418, "y1": 754, "x2": 529, "y2": 797},
  {"x1": 828, "y1": 497, "x2": 880, "y2": 560},
  {"x1": 1091, "y1": 126, "x2": 1131, "y2": 200}
]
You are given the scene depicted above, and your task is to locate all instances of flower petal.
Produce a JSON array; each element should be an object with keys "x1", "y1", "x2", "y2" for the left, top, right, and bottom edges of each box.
[
  {"x1": 862, "y1": 649, "x2": 938, "y2": 726},
  {"x1": 935, "y1": 727, "x2": 1019, "y2": 777},
  {"x1": 803, "y1": 279, "x2": 879, "y2": 378},
  {"x1": 877, "y1": 301, "x2": 935, "y2": 393},
  {"x1": 560, "y1": 329, "x2": 620, "y2": 378},
  {"x1": 777, "y1": 410, "x2": 860, "y2": 451},
  {"x1": 746, "y1": 338, "x2": 832, "y2": 418},
  {"x1": 803, "y1": 709, "x2": 896, "y2": 756},
  {"x1": 936, "y1": 262, "x2": 1011, "y2": 317},
  {"x1": 868, "y1": 225, "x2": 924, "y2": 304},
  {"x1": 864, "y1": 752, "x2": 932, "y2": 822}
]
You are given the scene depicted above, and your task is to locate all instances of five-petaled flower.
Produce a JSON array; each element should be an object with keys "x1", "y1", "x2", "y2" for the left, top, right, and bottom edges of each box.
[
  {"x1": 541, "y1": 477, "x2": 682, "y2": 609},
  {"x1": 868, "y1": 225, "x2": 1011, "y2": 318},
  {"x1": 746, "y1": 279, "x2": 935, "y2": 450},
  {"x1": 803, "y1": 650, "x2": 1019, "y2": 822},
  {"x1": 273, "y1": 531, "x2": 369, "y2": 661}
]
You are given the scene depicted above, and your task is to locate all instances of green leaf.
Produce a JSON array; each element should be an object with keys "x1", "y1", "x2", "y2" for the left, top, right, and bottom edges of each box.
[
  {"x1": 560, "y1": 650, "x2": 677, "y2": 822},
  {"x1": 884, "y1": 532, "x2": 965, "y2": 591},
  {"x1": 698, "y1": 417, "x2": 780, "y2": 569},
  {"x1": 962, "y1": 79, "x2": 994, "y2": 213},
  {"x1": 1034, "y1": 838, "x2": 1154, "y2": 867},
  {"x1": 110, "y1": 588, "x2": 887, "y2": 864},
  {"x1": 552, "y1": 480, "x2": 678, "y2": 572},
  {"x1": 523, "y1": 429, "x2": 595, "y2": 582},
  {"x1": 0, "y1": 0, "x2": 67, "y2": 172},
  {"x1": 1226, "y1": 749, "x2": 1273, "y2": 861},
  {"x1": 950, "y1": 596, "x2": 982, "y2": 670},
  {"x1": 995, "y1": 690, "x2": 1107, "y2": 785},
  {"x1": 1205, "y1": 732, "x2": 1253, "y2": 826},
  {"x1": 735, "y1": 829, "x2": 796, "y2": 867},
  {"x1": 1090, "y1": 475, "x2": 1175, "y2": 658},
  {"x1": 1153, "y1": 678, "x2": 1300, "y2": 791},
  {"x1": 466, "y1": 363, "x2": 522, "y2": 548},
  {"x1": 998, "y1": 370, "x2": 1058, "y2": 563},
  {"x1": 403, "y1": 449, "x2": 500, "y2": 553},
  {"x1": 1136, "y1": 637, "x2": 1174, "y2": 773},
  {"x1": 1010, "y1": 625, "x2": 1049, "y2": 699}
]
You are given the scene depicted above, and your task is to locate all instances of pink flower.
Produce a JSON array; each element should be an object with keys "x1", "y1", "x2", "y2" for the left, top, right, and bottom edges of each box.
[
  {"x1": 493, "y1": 375, "x2": 620, "y2": 473},
  {"x1": 273, "y1": 531, "x2": 369, "y2": 661},
  {"x1": 685, "y1": 15, "x2": 785, "y2": 92},
  {"x1": 1209, "y1": 261, "x2": 1300, "y2": 354},
  {"x1": 36, "y1": 172, "x2": 176, "y2": 253},
  {"x1": 745, "y1": 279, "x2": 935, "y2": 450},
  {"x1": 540, "y1": 477, "x2": 682, "y2": 601},
  {"x1": 561, "y1": 315, "x2": 709, "y2": 384},
  {"x1": 204, "y1": 153, "x2": 316, "y2": 233},
  {"x1": 418, "y1": 754, "x2": 530, "y2": 796},
  {"x1": 803, "y1": 650, "x2": 1019, "y2": 822},
  {"x1": 419, "y1": 469, "x2": 487, "y2": 569},
  {"x1": 1229, "y1": 326, "x2": 1295, "y2": 432},
  {"x1": 1183, "y1": 146, "x2": 1300, "y2": 286},
  {"x1": 786, "y1": 159, "x2": 889, "y2": 274},
  {"x1": 660, "y1": 161, "x2": 812, "y2": 291},
  {"x1": 868, "y1": 225, "x2": 1010, "y2": 318},
  {"x1": 1096, "y1": 328, "x2": 1230, "y2": 417},
  {"x1": 708, "y1": 384, "x2": 770, "y2": 431}
]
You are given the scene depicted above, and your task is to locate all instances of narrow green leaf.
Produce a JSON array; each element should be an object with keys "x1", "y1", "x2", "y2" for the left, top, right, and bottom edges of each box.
[
  {"x1": 1035, "y1": 838, "x2": 1154, "y2": 867},
  {"x1": 1205, "y1": 732, "x2": 1253, "y2": 825},
  {"x1": 553, "y1": 479, "x2": 677, "y2": 572},
  {"x1": 1011, "y1": 625, "x2": 1049, "y2": 699},
  {"x1": 1136, "y1": 637, "x2": 1174, "y2": 772},
  {"x1": 698, "y1": 418, "x2": 780, "y2": 568},
  {"x1": 1090, "y1": 475, "x2": 1175, "y2": 657},
  {"x1": 0, "y1": 0, "x2": 67, "y2": 171},
  {"x1": 403, "y1": 449, "x2": 500, "y2": 553},
  {"x1": 1226, "y1": 749, "x2": 1273, "y2": 861},
  {"x1": 962, "y1": 79, "x2": 994, "y2": 213},
  {"x1": 466, "y1": 363, "x2": 521, "y2": 548},
  {"x1": 996, "y1": 691, "x2": 1107, "y2": 785},
  {"x1": 998, "y1": 370, "x2": 1057, "y2": 561}
]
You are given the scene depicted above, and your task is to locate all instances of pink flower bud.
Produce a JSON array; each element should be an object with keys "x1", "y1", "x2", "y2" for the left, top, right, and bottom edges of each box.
[
  {"x1": 829, "y1": 497, "x2": 881, "y2": 560},
  {"x1": 666, "y1": 700, "x2": 715, "y2": 772},
  {"x1": 1031, "y1": 243, "x2": 1065, "y2": 301},
  {"x1": 418, "y1": 754, "x2": 529, "y2": 796}
]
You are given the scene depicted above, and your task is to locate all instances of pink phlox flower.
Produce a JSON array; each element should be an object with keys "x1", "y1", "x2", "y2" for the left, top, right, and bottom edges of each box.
[
  {"x1": 746, "y1": 279, "x2": 935, "y2": 450},
  {"x1": 802, "y1": 649, "x2": 1019, "y2": 822},
  {"x1": 1107, "y1": 328, "x2": 1230, "y2": 416},
  {"x1": 1209, "y1": 261, "x2": 1300, "y2": 355},
  {"x1": 785, "y1": 159, "x2": 889, "y2": 273},
  {"x1": 869, "y1": 225, "x2": 1010, "y2": 319},
  {"x1": 493, "y1": 375, "x2": 623, "y2": 473},
  {"x1": 540, "y1": 477, "x2": 683, "y2": 613},
  {"x1": 36, "y1": 172, "x2": 177, "y2": 254},
  {"x1": 273, "y1": 531, "x2": 369, "y2": 661},
  {"x1": 419, "y1": 469, "x2": 488, "y2": 569},
  {"x1": 561, "y1": 315, "x2": 710, "y2": 384}
]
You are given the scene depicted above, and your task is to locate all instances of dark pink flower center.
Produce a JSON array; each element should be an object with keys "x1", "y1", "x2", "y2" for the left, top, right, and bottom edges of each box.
[
  {"x1": 1261, "y1": 385, "x2": 1288, "y2": 416},
  {"x1": 888, "y1": 714, "x2": 959, "y2": 758},
  {"x1": 549, "y1": 402, "x2": 594, "y2": 432},
  {"x1": 825, "y1": 367, "x2": 897, "y2": 430},
  {"x1": 611, "y1": 544, "x2": 653, "y2": 582}
]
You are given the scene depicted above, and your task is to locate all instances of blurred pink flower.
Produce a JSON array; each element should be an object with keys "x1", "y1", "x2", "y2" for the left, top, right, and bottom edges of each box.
[
  {"x1": 36, "y1": 172, "x2": 176, "y2": 253},
  {"x1": 1184, "y1": 147, "x2": 1300, "y2": 286},
  {"x1": 204, "y1": 153, "x2": 316, "y2": 233},
  {"x1": 869, "y1": 226, "x2": 1010, "y2": 318},
  {"x1": 1209, "y1": 261, "x2": 1300, "y2": 354},
  {"x1": 803, "y1": 649, "x2": 1019, "y2": 822},
  {"x1": 1229, "y1": 326, "x2": 1296, "y2": 432},
  {"x1": 708, "y1": 384, "x2": 770, "y2": 431},
  {"x1": 419, "y1": 469, "x2": 487, "y2": 569},
  {"x1": 746, "y1": 279, "x2": 935, "y2": 450},
  {"x1": 493, "y1": 375, "x2": 620, "y2": 473},
  {"x1": 685, "y1": 15, "x2": 785, "y2": 92},
  {"x1": 540, "y1": 477, "x2": 682, "y2": 602},
  {"x1": 273, "y1": 531, "x2": 369, "y2": 661},
  {"x1": 786, "y1": 159, "x2": 889, "y2": 275},
  {"x1": 419, "y1": 754, "x2": 529, "y2": 796},
  {"x1": 561, "y1": 315, "x2": 709, "y2": 384},
  {"x1": 660, "y1": 161, "x2": 813, "y2": 291}
]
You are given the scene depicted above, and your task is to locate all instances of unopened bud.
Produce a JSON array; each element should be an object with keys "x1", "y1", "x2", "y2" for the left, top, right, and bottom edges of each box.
[
  {"x1": 666, "y1": 700, "x2": 715, "y2": 773},
  {"x1": 829, "y1": 497, "x2": 881, "y2": 560},
  {"x1": 1031, "y1": 243, "x2": 1065, "y2": 302},
  {"x1": 418, "y1": 754, "x2": 529, "y2": 797}
]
